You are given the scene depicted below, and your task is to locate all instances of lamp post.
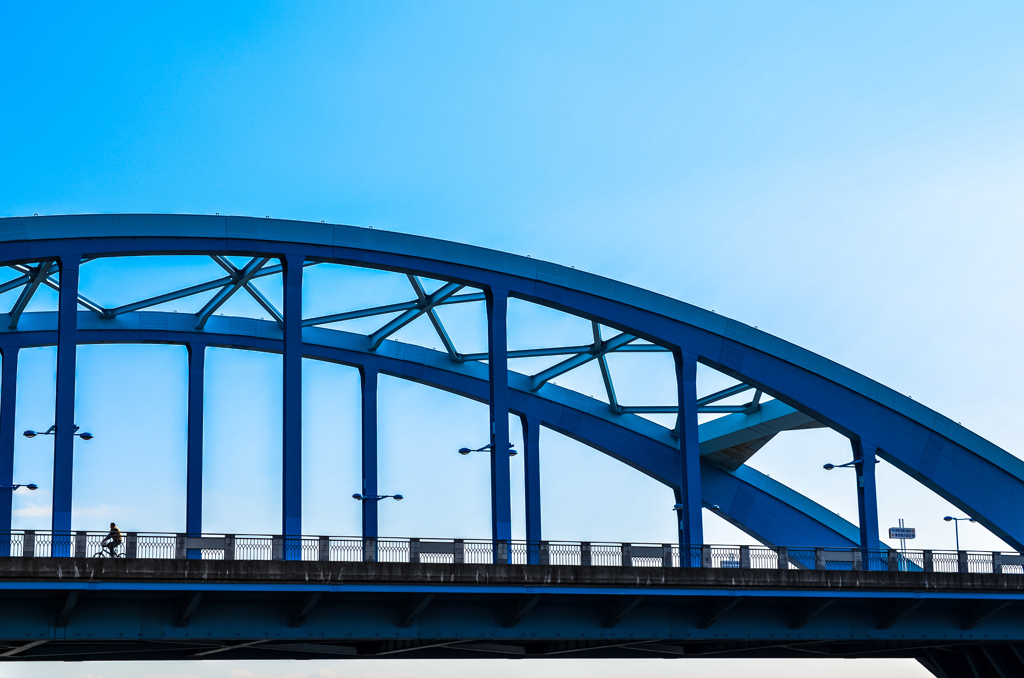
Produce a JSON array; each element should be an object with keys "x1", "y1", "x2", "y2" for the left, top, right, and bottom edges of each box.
[
  {"x1": 458, "y1": 442, "x2": 517, "y2": 457},
  {"x1": 23, "y1": 425, "x2": 94, "y2": 440},
  {"x1": 0, "y1": 483, "x2": 38, "y2": 491},
  {"x1": 943, "y1": 515, "x2": 976, "y2": 551},
  {"x1": 352, "y1": 493, "x2": 403, "y2": 502}
]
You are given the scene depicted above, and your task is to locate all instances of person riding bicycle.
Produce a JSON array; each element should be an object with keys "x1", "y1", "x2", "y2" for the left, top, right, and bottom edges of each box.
[{"x1": 101, "y1": 522, "x2": 122, "y2": 558}]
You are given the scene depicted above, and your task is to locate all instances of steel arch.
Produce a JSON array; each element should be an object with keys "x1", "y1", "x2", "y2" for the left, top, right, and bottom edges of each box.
[{"x1": 0, "y1": 214, "x2": 1018, "y2": 553}]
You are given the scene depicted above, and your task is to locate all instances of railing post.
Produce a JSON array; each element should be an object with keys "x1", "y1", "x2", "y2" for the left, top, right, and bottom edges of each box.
[
  {"x1": 125, "y1": 532, "x2": 137, "y2": 559},
  {"x1": 851, "y1": 547, "x2": 862, "y2": 571},
  {"x1": 661, "y1": 544, "x2": 673, "y2": 568},
  {"x1": 539, "y1": 541, "x2": 550, "y2": 566},
  {"x1": 887, "y1": 548, "x2": 899, "y2": 572},
  {"x1": 777, "y1": 546, "x2": 789, "y2": 570},
  {"x1": 622, "y1": 543, "x2": 632, "y2": 567},
  {"x1": 496, "y1": 539, "x2": 508, "y2": 565},
  {"x1": 23, "y1": 530, "x2": 35, "y2": 558},
  {"x1": 740, "y1": 545, "x2": 751, "y2": 569},
  {"x1": 454, "y1": 539, "x2": 465, "y2": 565},
  {"x1": 318, "y1": 536, "x2": 330, "y2": 563},
  {"x1": 363, "y1": 537, "x2": 377, "y2": 563},
  {"x1": 224, "y1": 535, "x2": 235, "y2": 561},
  {"x1": 74, "y1": 531, "x2": 87, "y2": 558},
  {"x1": 957, "y1": 550, "x2": 969, "y2": 574},
  {"x1": 992, "y1": 552, "x2": 1003, "y2": 575},
  {"x1": 410, "y1": 538, "x2": 421, "y2": 564},
  {"x1": 581, "y1": 542, "x2": 592, "y2": 567},
  {"x1": 814, "y1": 547, "x2": 825, "y2": 571},
  {"x1": 175, "y1": 534, "x2": 186, "y2": 560},
  {"x1": 701, "y1": 545, "x2": 713, "y2": 569},
  {"x1": 272, "y1": 536, "x2": 284, "y2": 561},
  {"x1": 922, "y1": 549, "x2": 933, "y2": 572}
]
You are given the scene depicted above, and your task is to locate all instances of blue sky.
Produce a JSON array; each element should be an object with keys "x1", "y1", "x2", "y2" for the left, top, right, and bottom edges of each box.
[{"x1": 2, "y1": 2, "x2": 1023, "y2": 676}]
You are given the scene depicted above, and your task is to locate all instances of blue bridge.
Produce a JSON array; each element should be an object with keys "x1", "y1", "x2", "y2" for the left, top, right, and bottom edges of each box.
[{"x1": 0, "y1": 214, "x2": 1022, "y2": 676}]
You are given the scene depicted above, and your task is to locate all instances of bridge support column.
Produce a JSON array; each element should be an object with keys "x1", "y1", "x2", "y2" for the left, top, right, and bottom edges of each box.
[
  {"x1": 52, "y1": 255, "x2": 80, "y2": 554},
  {"x1": 282, "y1": 254, "x2": 304, "y2": 559},
  {"x1": 361, "y1": 367, "x2": 379, "y2": 553},
  {"x1": 0, "y1": 347, "x2": 18, "y2": 554},
  {"x1": 854, "y1": 439, "x2": 881, "y2": 554},
  {"x1": 185, "y1": 342, "x2": 205, "y2": 559},
  {"x1": 487, "y1": 287, "x2": 512, "y2": 560},
  {"x1": 674, "y1": 350, "x2": 703, "y2": 563},
  {"x1": 522, "y1": 416, "x2": 541, "y2": 563}
]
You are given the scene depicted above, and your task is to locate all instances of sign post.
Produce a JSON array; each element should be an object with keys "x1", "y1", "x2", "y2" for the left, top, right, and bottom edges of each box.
[{"x1": 889, "y1": 519, "x2": 916, "y2": 567}]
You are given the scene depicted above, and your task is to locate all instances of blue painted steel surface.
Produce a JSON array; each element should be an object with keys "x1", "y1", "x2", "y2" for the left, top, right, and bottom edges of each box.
[
  {"x1": 855, "y1": 440, "x2": 882, "y2": 550},
  {"x1": 281, "y1": 254, "x2": 303, "y2": 556},
  {"x1": 522, "y1": 416, "x2": 542, "y2": 560},
  {"x1": 0, "y1": 347, "x2": 15, "y2": 556},
  {"x1": 675, "y1": 351, "x2": 703, "y2": 553},
  {"x1": 52, "y1": 254, "x2": 79, "y2": 552},
  {"x1": 0, "y1": 318, "x2": 860, "y2": 548},
  {"x1": 486, "y1": 288, "x2": 512, "y2": 552},
  {"x1": 0, "y1": 214, "x2": 1016, "y2": 556},
  {"x1": 361, "y1": 368, "x2": 379, "y2": 541},
  {"x1": 185, "y1": 343, "x2": 205, "y2": 538}
]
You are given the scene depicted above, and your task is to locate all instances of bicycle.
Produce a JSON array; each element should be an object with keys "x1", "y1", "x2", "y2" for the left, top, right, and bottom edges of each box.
[{"x1": 93, "y1": 542, "x2": 125, "y2": 558}]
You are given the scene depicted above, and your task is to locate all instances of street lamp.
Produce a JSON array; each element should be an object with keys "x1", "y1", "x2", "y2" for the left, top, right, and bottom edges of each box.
[
  {"x1": 822, "y1": 457, "x2": 879, "y2": 470},
  {"x1": 352, "y1": 493, "x2": 404, "y2": 502},
  {"x1": 0, "y1": 483, "x2": 38, "y2": 491},
  {"x1": 23, "y1": 425, "x2": 94, "y2": 440},
  {"x1": 943, "y1": 515, "x2": 976, "y2": 551},
  {"x1": 458, "y1": 442, "x2": 517, "y2": 457}
]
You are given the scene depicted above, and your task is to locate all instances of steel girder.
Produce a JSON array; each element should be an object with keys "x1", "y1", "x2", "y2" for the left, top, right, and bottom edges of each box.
[
  {"x1": 0, "y1": 312, "x2": 857, "y2": 548},
  {"x1": 0, "y1": 215, "x2": 1019, "y2": 549}
]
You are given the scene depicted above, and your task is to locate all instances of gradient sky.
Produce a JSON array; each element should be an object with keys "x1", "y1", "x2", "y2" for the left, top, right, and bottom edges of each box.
[{"x1": 2, "y1": 2, "x2": 1022, "y2": 676}]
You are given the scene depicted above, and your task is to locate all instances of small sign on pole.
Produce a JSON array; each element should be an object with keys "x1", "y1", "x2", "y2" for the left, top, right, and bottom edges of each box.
[{"x1": 889, "y1": 527, "x2": 916, "y2": 540}]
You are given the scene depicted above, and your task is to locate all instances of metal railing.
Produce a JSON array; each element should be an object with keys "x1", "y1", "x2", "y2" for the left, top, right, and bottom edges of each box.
[{"x1": 1, "y1": 530, "x2": 1021, "y2": 574}]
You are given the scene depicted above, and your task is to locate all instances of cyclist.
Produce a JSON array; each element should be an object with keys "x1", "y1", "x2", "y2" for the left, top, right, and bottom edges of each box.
[{"x1": 101, "y1": 522, "x2": 122, "y2": 558}]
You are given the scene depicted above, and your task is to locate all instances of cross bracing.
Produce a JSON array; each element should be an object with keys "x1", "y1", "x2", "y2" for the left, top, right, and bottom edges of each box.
[
  {"x1": 0, "y1": 214, "x2": 1019, "y2": 562},
  {"x1": 0, "y1": 257, "x2": 761, "y2": 419}
]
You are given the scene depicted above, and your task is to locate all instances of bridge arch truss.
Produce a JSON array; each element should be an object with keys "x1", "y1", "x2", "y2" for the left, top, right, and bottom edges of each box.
[{"x1": 0, "y1": 214, "x2": 1020, "y2": 557}]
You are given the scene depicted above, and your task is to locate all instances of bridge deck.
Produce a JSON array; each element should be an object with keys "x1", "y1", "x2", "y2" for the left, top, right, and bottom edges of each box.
[{"x1": 2, "y1": 558, "x2": 1023, "y2": 672}]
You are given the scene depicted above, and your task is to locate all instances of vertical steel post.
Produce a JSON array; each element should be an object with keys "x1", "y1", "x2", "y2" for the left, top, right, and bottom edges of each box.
[
  {"x1": 486, "y1": 288, "x2": 512, "y2": 558},
  {"x1": 522, "y1": 416, "x2": 542, "y2": 564},
  {"x1": 185, "y1": 342, "x2": 205, "y2": 559},
  {"x1": 52, "y1": 255, "x2": 80, "y2": 554},
  {"x1": 674, "y1": 350, "x2": 703, "y2": 562},
  {"x1": 0, "y1": 347, "x2": 18, "y2": 554},
  {"x1": 361, "y1": 367, "x2": 379, "y2": 544},
  {"x1": 281, "y1": 254, "x2": 303, "y2": 558},
  {"x1": 853, "y1": 439, "x2": 881, "y2": 550}
]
